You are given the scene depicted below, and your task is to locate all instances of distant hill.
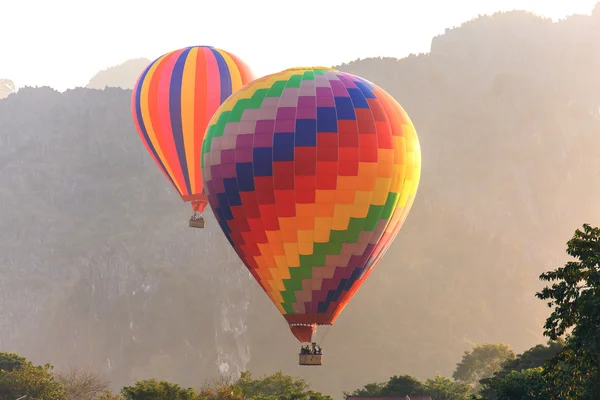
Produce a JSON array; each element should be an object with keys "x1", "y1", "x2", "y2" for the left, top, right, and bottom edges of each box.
[
  {"x1": 3, "y1": 8, "x2": 600, "y2": 398},
  {"x1": 85, "y1": 58, "x2": 151, "y2": 90},
  {"x1": 0, "y1": 78, "x2": 15, "y2": 99}
]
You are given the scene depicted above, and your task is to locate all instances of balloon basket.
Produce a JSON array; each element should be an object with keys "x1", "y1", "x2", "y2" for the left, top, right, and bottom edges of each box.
[
  {"x1": 189, "y1": 215, "x2": 205, "y2": 229},
  {"x1": 299, "y1": 354, "x2": 322, "y2": 366}
]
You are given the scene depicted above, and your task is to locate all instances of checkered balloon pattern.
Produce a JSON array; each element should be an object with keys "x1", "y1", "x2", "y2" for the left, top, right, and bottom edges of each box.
[{"x1": 201, "y1": 67, "x2": 421, "y2": 342}]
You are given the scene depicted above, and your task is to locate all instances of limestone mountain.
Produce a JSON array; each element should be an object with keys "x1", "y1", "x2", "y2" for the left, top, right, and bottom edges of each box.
[
  {"x1": 85, "y1": 58, "x2": 151, "y2": 90},
  {"x1": 0, "y1": 78, "x2": 15, "y2": 99}
]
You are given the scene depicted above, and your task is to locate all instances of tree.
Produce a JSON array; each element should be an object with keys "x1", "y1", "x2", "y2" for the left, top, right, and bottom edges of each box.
[
  {"x1": 198, "y1": 374, "x2": 243, "y2": 400},
  {"x1": 0, "y1": 352, "x2": 27, "y2": 372},
  {"x1": 452, "y1": 344, "x2": 515, "y2": 390},
  {"x1": 343, "y1": 382, "x2": 386, "y2": 397},
  {"x1": 55, "y1": 367, "x2": 111, "y2": 400},
  {"x1": 198, "y1": 386, "x2": 242, "y2": 400},
  {"x1": 379, "y1": 375, "x2": 426, "y2": 397},
  {"x1": 0, "y1": 360, "x2": 66, "y2": 400},
  {"x1": 481, "y1": 368, "x2": 550, "y2": 400},
  {"x1": 423, "y1": 375, "x2": 472, "y2": 400},
  {"x1": 493, "y1": 340, "x2": 564, "y2": 377},
  {"x1": 233, "y1": 371, "x2": 332, "y2": 400},
  {"x1": 345, "y1": 375, "x2": 471, "y2": 399},
  {"x1": 478, "y1": 340, "x2": 564, "y2": 399},
  {"x1": 120, "y1": 379, "x2": 199, "y2": 400},
  {"x1": 97, "y1": 391, "x2": 125, "y2": 399},
  {"x1": 535, "y1": 223, "x2": 600, "y2": 399}
]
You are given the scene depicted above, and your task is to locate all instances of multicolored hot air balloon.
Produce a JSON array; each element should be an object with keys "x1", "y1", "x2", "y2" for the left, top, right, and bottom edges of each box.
[
  {"x1": 131, "y1": 46, "x2": 254, "y2": 228},
  {"x1": 201, "y1": 67, "x2": 421, "y2": 364}
]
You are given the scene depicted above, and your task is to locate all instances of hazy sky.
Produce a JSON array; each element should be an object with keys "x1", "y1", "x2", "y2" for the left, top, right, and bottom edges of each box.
[{"x1": 2, "y1": 0, "x2": 598, "y2": 91}]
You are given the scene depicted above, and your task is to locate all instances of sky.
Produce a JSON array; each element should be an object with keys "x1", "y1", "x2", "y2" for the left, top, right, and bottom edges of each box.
[{"x1": 1, "y1": 0, "x2": 598, "y2": 91}]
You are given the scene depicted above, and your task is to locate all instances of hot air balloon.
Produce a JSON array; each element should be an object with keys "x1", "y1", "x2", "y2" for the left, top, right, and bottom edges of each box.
[
  {"x1": 201, "y1": 67, "x2": 421, "y2": 365},
  {"x1": 132, "y1": 46, "x2": 254, "y2": 228}
]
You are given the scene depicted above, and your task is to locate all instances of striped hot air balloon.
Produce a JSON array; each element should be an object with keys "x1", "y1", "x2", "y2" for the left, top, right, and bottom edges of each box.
[
  {"x1": 131, "y1": 45, "x2": 254, "y2": 228},
  {"x1": 201, "y1": 67, "x2": 421, "y2": 363}
]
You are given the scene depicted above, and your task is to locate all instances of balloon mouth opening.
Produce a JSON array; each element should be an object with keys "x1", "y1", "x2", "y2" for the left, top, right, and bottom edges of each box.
[
  {"x1": 289, "y1": 323, "x2": 318, "y2": 343},
  {"x1": 283, "y1": 66, "x2": 338, "y2": 72}
]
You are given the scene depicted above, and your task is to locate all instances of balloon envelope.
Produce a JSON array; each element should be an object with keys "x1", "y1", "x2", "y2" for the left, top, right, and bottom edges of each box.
[
  {"x1": 201, "y1": 67, "x2": 421, "y2": 342},
  {"x1": 132, "y1": 46, "x2": 254, "y2": 214}
]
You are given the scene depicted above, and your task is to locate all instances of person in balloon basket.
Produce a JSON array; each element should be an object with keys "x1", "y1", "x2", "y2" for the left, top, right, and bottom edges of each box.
[
  {"x1": 312, "y1": 342, "x2": 322, "y2": 355},
  {"x1": 300, "y1": 343, "x2": 322, "y2": 355}
]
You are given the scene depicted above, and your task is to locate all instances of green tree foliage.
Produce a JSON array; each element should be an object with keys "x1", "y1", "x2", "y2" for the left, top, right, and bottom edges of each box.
[
  {"x1": 344, "y1": 374, "x2": 471, "y2": 399},
  {"x1": 423, "y1": 376, "x2": 472, "y2": 400},
  {"x1": 452, "y1": 344, "x2": 515, "y2": 390},
  {"x1": 344, "y1": 375, "x2": 425, "y2": 397},
  {"x1": 481, "y1": 368, "x2": 550, "y2": 400},
  {"x1": 0, "y1": 357, "x2": 66, "y2": 400},
  {"x1": 96, "y1": 391, "x2": 125, "y2": 399},
  {"x1": 0, "y1": 352, "x2": 27, "y2": 372},
  {"x1": 120, "y1": 379, "x2": 199, "y2": 400},
  {"x1": 233, "y1": 371, "x2": 332, "y2": 400},
  {"x1": 478, "y1": 340, "x2": 564, "y2": 399},
  {"x1": 116, "y1": 371, "x2": 331, "y2": 400},
  {"x1": 344, "y1": 382, "x2": 385, "y2": 397},
  {"x1": 493, "y1": 340, "x2": 563, "y2": 377},
  {"x1": 197, "y1": 375, "x2": 243, "y2": 400},
  {"x1": 198, "y1": 386, "x2": 243, "y2": 400},
  {"x1": 535, "y1": 223, "x2": 600, "y2": 399},
  {"x1": 477, "y1": 224, "x2": 600, "y2": 399},
  {"x1": 379, "y1": 375, "x2": 425, "y2": 396}
]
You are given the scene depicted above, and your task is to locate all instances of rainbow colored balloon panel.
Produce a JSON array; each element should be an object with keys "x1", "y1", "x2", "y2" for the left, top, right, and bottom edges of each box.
[
  {"x1": 132, "y1": 46, "x2": 253, "y2": 212},
  {"x1": 201, "y1": 67, "x2": 421, "y2": 342}
]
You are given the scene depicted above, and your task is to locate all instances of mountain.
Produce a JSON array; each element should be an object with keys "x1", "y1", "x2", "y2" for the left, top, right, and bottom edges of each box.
[
  {"x1": 85, "y1": 58, "x2": 151, "y2": 90},
  {"x1": 0, "y1": 79, "x2": 15, "y2": 99},
  {"x1": 3, "y1": 8, "x2": 600, "y2": 399}
]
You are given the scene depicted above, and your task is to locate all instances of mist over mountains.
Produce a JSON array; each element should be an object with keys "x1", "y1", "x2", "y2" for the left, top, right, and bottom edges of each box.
[
  {"x1": 2, "y1": 8, "x2": 600, "y2": 398},
  {"x1": 85, "y1": 58, "x2": 151, "y2": 90}
]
